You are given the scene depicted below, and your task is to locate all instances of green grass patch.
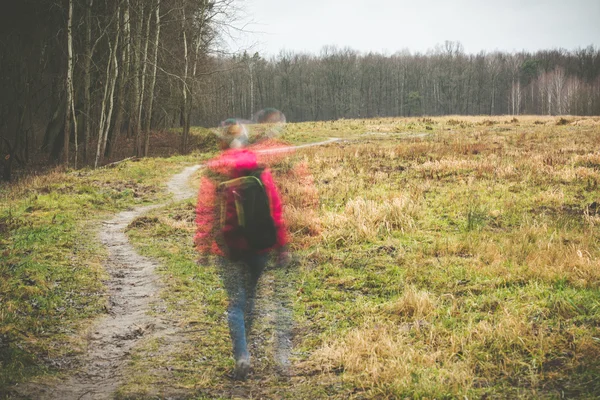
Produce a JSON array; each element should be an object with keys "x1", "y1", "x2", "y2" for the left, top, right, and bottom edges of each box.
[{"x1": 0, "y1": 154, "x2": 206, "y2": 391}]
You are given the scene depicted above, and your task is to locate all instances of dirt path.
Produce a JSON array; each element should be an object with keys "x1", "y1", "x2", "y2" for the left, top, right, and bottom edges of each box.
[
  {"x1": 14, "y1": 140, "x2": 337, "y2": 399},
  {"x1": 14, "y1": 166, "x2": 201, "y2": 400}
]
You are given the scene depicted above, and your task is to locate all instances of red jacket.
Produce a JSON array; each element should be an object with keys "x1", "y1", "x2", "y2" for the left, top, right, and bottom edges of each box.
[{"x1": 195, "y1": 148, "x2": 287, "y2": 257}]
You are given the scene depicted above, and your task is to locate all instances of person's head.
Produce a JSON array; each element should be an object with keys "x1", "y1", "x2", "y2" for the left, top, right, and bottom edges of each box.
[
  {"x1": 254, "y1": 108, "x2": 286, "y2": 124},
  {"x1": 219, "y1": 120, "x2": 248, "y2": 150}
]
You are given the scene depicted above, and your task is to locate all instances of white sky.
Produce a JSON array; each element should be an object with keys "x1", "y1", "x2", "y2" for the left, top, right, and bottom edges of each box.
[{"x1": 227, "y1": 0, "x2": 600, "y2": 56}]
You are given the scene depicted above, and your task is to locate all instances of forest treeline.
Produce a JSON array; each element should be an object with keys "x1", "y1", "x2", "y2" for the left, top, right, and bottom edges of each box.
[
  {"x1": 1, "y1": 0, "x2": 599, "y2": 179},
  {"x1": 202, "y1": 42, "x2": 600, "y2": 126},
  {"x1": 0, "y1": 0, "x2": 233, "y2": 178}
]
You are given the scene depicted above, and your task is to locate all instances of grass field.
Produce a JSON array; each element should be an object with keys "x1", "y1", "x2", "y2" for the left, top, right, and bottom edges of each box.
[
  {"x1": 0, "y1": 154, "x2": 205, "y2": 392},
  {"x1": 2, "y1": 115, "x2": 600, "y2": 398},
  {"x1": 122, "y1": 116, "x2": 600, "y2": 398}
]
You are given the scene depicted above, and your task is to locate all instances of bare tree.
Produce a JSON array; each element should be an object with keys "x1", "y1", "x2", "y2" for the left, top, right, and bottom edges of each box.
[
  {"x1": 82, "y1": 0, "x2": 93, "y2": 163},
  {"x1": 130, "y1": 1, "x2": 144, "y2": 156},
  {"x1": 63, "y1": 0, "x2": 74, "y2": 166},
  {"x1": 106, "y1": 0, "x2": 131, "y2": 159},
  {"x1": 507, "y1": 54, "x2": 524, "y2": 115},
  {"x1": 551, "y1": 67, "x2": 567, "y2": 114},
  {"x1": 143, "y1": 0, "x2": 161, "y2": 156},
  {"x1": 134, "y1": 0, "x2": 153, "y2": 156},
  {"x1": 94, "y1": 4, "x2": 121, "y2": 168}
]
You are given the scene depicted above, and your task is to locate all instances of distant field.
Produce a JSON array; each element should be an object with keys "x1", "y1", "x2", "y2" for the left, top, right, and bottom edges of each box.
[{"x1": 1, "y1": 115, "x2": 600, "y2": 398}]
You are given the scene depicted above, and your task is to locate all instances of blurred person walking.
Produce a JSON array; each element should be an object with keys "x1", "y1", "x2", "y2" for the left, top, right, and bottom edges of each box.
[{"x1": 195, "y1": 120, "x2": 289, "y2": 380}]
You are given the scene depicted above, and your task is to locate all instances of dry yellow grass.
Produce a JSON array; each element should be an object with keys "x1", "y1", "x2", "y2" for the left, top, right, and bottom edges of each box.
[
  {"x1": 381, "y1": 285, "x2": 437, "y2": 320},
  {"x1": 321, "y1": 196, "x2": 419, "y2": 244},
  {"x1": 118, "y1": 116, "x2": 599, "y2": 398},
  {"x1": 288, "y1": 116, "x2": 600, "y2": 397},
  {"x1": 310, "y1": 320, "x2": 473, "y2": 396}
]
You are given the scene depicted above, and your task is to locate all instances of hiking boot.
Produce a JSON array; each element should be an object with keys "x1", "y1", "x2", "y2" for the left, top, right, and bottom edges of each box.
[{"x1": 234, "y1": 356, "x2": 250, "y2": 380}]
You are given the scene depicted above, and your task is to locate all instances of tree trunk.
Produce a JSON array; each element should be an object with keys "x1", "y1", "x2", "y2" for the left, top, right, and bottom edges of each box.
[
  {"x1": 249, "y1": 62, "x2": 254, "y2": 119},
  {"x1": 63, "y1": 0, "x2": 74, "y2": 166},
  {"x1": 83, "y1": 0, "x2": 93, "y2": 163},
  {"x1": 131, "y1": 2, "x2": 143, "y2": 152},
  {"x1": 143, "y1": 0, "x2": 161, "y2": 157},
  {"x1": 71, "y1": 79, "x2": 78, "y2": 168},
  {"x1": 100, "y1": 5, "x2": 121, "y2": 159},
  {"x1": 94, "y1": 5, "x2": 120, "y2": 168},
  {"x1": 136, "y1": 2, "x2": 152, "y2": 156},
  {"x1": 107, "y1": 0, "x2": 130, "y2": 159},
  {"x1": 180, "y1": 4, "x2": 190, "y2": 153},
  {"x1": 94, "y1": 46, "x2": 112, "y2": 168}
]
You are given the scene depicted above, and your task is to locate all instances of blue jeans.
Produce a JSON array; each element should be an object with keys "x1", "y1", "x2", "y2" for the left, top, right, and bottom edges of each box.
[{"x1": 218, "y1": 253, "x2": 269, "y2": 361}]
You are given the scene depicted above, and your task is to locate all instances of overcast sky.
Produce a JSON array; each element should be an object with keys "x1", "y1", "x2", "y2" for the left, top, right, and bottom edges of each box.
[{"x1": 228, "y1": 0, "x2": 600, "y2": 56}]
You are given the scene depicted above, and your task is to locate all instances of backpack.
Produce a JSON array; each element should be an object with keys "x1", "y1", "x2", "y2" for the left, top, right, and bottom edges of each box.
[{"x1": 218, "y1": 168, "x2": 278, "y2": 251}]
